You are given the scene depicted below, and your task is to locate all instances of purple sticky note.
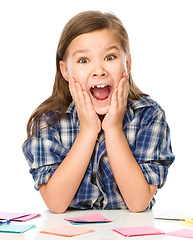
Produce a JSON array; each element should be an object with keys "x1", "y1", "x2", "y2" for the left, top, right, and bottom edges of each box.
[
  {"x1": 13, "y1": 213, "x2": 41, "y2": 222},
  {"x1": 0, "y1": 212, "x2": 41, "y2": 222},
  {"x1": 0, "y1": 212, "x2": 29, "y2": 220}
]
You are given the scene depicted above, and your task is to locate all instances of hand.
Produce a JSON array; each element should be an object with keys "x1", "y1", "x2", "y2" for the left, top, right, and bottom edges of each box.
[
  {"x1": 69, "y1": 78, "x2": 101, "y2": 135},
  {"x1": 102, "y1": 72, "x2": 129, "y2": 133}
]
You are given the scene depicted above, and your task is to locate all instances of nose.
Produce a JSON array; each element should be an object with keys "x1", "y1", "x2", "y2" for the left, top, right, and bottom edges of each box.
[{"x1": 92, "y1": 63, "x2": 107, "y2": 78}]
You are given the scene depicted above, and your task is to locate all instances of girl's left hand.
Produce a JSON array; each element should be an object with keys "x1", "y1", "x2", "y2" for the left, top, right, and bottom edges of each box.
[{"x1": 102, "y1": 72, "x2": 129, "y2": 133}]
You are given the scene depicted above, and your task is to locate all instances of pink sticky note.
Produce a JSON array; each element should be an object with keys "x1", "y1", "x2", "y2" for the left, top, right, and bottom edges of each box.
[
  {"x1": 0, "y1": 234, "x2": 25, "y2": 240},
  {"x1": 166, "y1": 229, "x2": 193, "y2": 238},
  {"x1": 64, "y1": 212, "x2": 112, "y2": 223},
  {"x1": 112, "y1": 226, "x2": 165, "y2": 237},
  {"x1": 40, "y1": 224, "x2": 95, "y2": 237}
]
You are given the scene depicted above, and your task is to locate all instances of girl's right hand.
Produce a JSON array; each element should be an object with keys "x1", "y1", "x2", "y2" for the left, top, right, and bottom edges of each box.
[{"x1": 69, "y1": 78, "x2": 101, "y2": 136}]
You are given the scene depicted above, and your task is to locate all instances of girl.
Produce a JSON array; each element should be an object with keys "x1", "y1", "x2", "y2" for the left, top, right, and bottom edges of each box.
[{"x1": 23, "y1": 11, "x2": 175, "y2": 213}]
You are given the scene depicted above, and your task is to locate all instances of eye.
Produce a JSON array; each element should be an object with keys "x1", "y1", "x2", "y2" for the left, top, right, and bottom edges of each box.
[
  {"x1": 78, "y1": 58, "x2": 89, "y2": 63},
  {"x1": 105, "y1": 55, "x2": 116, "y2": 61}
]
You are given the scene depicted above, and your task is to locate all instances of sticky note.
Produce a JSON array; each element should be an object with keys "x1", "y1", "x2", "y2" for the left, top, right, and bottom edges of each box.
[
  {"x1": 0, "y1": 224, "x2": 36, "y2": 233},
  {"x1": 14, "y1": 213, "x2": 41, "y2": 222},
  {"x1": 112, "y1": 226, "x2": 165, "y2": 237},
  {"x1": 0, "y1": 211, "x2": 41, "y2": 222},
  {"x1": 64, "y1": 212, "x2": 112, "y2": 224},
  {"x1": 154, "y1": 210, "x2": 193, "y2": 221},
  {"x1": 0, "y1": 234, "x2": 25, "y2": 240},
  {"x1": 40, "y1": 224, "x2": 94, "y2": 237},
  {"x1": 181, "y1": 216, "x2": 193, "y2": 226},
  {"x1": 0, "y1": 212, "x2": 29, "y2": 220},
  {"x1": 166, "y1": 229, "x2": 193, "y2": 238}
]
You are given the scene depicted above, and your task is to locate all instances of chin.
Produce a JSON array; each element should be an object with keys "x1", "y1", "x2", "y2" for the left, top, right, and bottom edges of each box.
[{"x1": 94, "y1": 105, "x2": 110, "y2": 115}]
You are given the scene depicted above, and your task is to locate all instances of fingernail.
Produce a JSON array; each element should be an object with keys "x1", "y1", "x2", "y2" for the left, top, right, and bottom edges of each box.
[
  {"x1": 125, "y1": 73, "x2": 129, "y2": 79},
  {"x1": 83, "y1": 91, "x2": 87, "y2": 96},
  {"x1": 123, "y1": 72, "x2": 127, "y2": 77},
  {"x1": 69, "y1": 78, "x2": 74, "y2": 84},
  {"x1": 75, "y1": 82, "x2": 80, "y2": 88}
]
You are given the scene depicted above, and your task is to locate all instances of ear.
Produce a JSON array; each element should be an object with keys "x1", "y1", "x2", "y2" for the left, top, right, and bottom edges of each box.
[
  {"x1": 126, "y1": 53, "x2": 132, "y2": 74},
  {"x1": 59, "y1": 60, "x2": 70, "y2": 81}
]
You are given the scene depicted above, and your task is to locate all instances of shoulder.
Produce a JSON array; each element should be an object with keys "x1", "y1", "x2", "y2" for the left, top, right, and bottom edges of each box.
[
  {"x1": 126, "y1": 96, "x2": 166, "y2": 126},
  {"x1": 129, "y1": 96, "x2": 163, "y2": 112},
  {"x1": 42, "y1": 101, "x2": 76, "y2": 127},
  {"x1": 41, "y1": 102, "x2": 78, "y2": 136}
]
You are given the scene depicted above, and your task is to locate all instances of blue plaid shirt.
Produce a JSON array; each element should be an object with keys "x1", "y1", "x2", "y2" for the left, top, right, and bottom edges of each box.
[{"x1": 22, "y1": 96, "x2": 175, "y2": 210}]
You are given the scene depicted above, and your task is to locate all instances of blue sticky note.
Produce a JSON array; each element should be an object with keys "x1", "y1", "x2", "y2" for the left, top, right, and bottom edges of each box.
[{"x1": 0, "y1": 224, "x2": 36, "y2": 233}]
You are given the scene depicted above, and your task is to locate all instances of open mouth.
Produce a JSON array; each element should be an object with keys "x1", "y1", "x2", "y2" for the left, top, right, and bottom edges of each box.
[{"x1": 90, "y1": 84, "x2": 112, "y2": 101}]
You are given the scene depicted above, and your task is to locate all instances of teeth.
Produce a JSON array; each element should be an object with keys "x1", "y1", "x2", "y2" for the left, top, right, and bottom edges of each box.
[{"x1": 91, "y1": 84, "x2": 107, "y2": 88}]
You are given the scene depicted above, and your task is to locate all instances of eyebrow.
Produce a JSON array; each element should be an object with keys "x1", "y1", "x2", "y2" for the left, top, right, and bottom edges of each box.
[
  {"x1": 105, "y1": 45, "x2": 120, "y2": 52},
  {"x1": 72, "y1": 45, "x2": 120, "y2": 57},
  {"x1": 72, "y1": 49, "x2": 89, "y2": 57}
]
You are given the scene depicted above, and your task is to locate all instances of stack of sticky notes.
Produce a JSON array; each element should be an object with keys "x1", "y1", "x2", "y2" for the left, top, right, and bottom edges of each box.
[
  {"x1": 0, "y1": 224, "x2": 36, "y2": 234},
  {"x1": 0, "y1": 211, "x2": 39, "y2": 235},
  {"x1": 0, "y1": 211, "x2": 41, "y2": 222},
  {"x1": 64, "y1": 212, "x2": 112, "y2": 224},
  {"x1": 112, "y1": 226, "x2": 165, "y2": 237},
  {"x1": 40, "y1": 224, "x2": 94, "y2": 237}
]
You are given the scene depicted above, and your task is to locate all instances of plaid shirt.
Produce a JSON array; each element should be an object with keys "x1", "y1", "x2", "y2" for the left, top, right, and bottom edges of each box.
[{"x1": 23, "y1": 96, "x2": 175, "y2": 210}]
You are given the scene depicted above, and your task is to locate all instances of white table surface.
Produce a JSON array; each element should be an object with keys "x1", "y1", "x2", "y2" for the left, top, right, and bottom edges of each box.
[{"x1": 3, "y1": 208, "x2": 190, "y2": 240}]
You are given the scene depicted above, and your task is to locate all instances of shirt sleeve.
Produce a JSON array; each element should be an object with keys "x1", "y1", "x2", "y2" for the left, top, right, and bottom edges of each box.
[
  {"x1": 133, "y1": 107, "x2": 175, "y2": 189},
  {"x1": 22, "y1": 117, "x2": 69, "y2": 190}
]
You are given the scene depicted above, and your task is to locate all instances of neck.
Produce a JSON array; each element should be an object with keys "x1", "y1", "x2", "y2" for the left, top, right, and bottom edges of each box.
[{"x1": 98, "y1": 114, "x2": 105, "y2": 122}]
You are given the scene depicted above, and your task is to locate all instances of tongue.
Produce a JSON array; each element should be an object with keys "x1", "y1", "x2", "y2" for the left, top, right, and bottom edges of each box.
[{"x1": 92, "y1": 86, "x2": 109, "y2": 100}]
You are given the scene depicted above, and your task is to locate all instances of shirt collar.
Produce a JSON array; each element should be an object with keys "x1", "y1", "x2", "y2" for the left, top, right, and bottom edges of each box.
[{"x1": 123, "y1": 96, "x2": 154, "y2": 128}]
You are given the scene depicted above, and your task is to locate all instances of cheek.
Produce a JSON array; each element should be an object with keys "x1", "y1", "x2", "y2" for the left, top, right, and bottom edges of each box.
[
  {"x1": 68, "y1": 64, "x2": 82, "y2": 79},
  {"x1": 68, "y1": 65, "x2": 88, "y2": 89},
  {"x1": 73, "y1": 70, "x2": 87, "y2": 84},
  {"x1": 111, "y1": 62, "x2": 126, "y2": 85},
  {"x1": 67, "y1": 62, "x2": 75, "y2": 79}
]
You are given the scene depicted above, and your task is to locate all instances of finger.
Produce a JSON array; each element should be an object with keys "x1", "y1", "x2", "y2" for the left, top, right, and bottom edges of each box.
[
  {"x1": 117, "y1": 77, "x2": 126, "y2": 105},
  {"x1": 83, "y1": 90, "x2": 94, "y2": 111},
  {"x1": 124, "y1": 73, "x2": 129, "y2": 100},
  {"x1": 117, "y1": 73, "x2": 129, "y2": 108},
  {"x1": 69, "y1": 79, "x2": 85, "y2": 110},
  {"x1": 111, "y1": 88, "x2": 118, "y2": 109},
  {"x1": 69, "y1": 78, "x2": 78, "y2": 102},
  {"x1": 75, "y1": 82, "x2": 85, "y2": 104},
  {"x1": 124, "y1": 79, "x2": 129, "y2": 100}
]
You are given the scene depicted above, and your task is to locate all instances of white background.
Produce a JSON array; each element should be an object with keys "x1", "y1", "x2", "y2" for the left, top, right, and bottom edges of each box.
[{"x1": 0, "y1": 0, "x2": 192, "y2": 213}]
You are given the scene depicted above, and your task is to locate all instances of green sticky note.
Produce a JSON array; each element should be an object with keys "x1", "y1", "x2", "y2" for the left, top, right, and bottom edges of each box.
[{"x1": 0, "y1": 224, "x2": 36, "y2": 233}]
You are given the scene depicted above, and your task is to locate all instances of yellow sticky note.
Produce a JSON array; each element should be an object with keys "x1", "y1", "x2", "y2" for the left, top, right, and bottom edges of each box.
[
  {"x1": 180, "y1": 216, "x2": 193, "y2": 226},
  {"x1": 185, "y1": 216, "x2": 193, "y2": 224}
]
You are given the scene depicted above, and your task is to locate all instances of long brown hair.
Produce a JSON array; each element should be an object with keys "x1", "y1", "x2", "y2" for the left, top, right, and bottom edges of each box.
[{"x1": 25, "y1": 11, "x2": 147, "y2": 140}]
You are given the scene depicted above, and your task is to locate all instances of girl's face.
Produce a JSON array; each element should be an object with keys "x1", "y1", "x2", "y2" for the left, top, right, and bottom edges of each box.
[{"x1": 60, "y1": 28, "x2": 131, "y2": 115}]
